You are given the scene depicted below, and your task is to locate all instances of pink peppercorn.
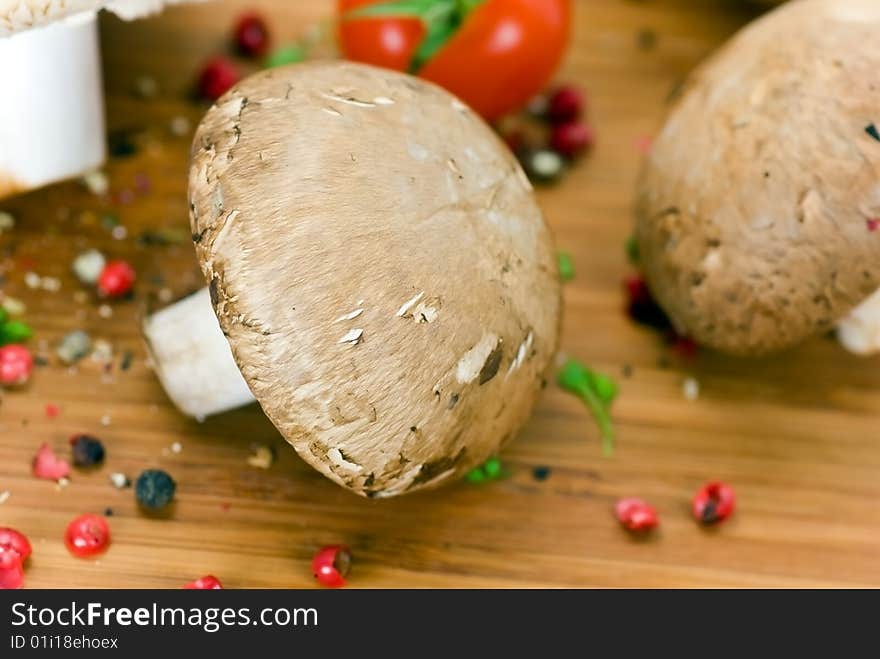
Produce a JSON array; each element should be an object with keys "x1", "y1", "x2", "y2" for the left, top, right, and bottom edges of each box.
[
  {"x1": 197, "y1": 57, "x2": 240, "y2": 101},
  {"x1": 0, "y1": 344, "x2": 33, "y2": 386},
  {"x1": 546, "y1": 86, "x2": 585, "y2": 124}
]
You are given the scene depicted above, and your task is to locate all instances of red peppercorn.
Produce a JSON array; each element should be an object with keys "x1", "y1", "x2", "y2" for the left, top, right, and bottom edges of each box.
[
  {"x1": 669, "y1": 334, "x2": 699, "y2": 359},
  {"x1": 64, "y1": 514, "x2": 111, "y2": 558},
  {"x1": 233, "y1": 12, "x2": 270, "y2": 58},
  {"x1": 868, "y1": 218, "x2": 879, "y2": 232},
  {"x1": 624, "y1": 275, "x2": 672, "y2": 330},
  {"x1": 184, "y1": 575, "x2": 223, "y2": 590},
  {"x1": 45, "y1": 403, "x2": 60, "y2": 418},
  {"x1": 0, "y1": 558, "x2": 24, "y2": 589},
  {"x1": 0, "y1": 344, "x2": 33, "y2": 386},
  {"x1": 97, "y1": 260, "x2": 135, "y2": 298},
  {"x1": 692, "y1": 481, "x2": 735, "y2": 525},
  {"x1": 312, "y1": 545, "x2": 351, "y2": 588},
  {"x1": 546, "y1": 86, "x2": 585, "y2": 124},
  {"x1": 0, "y1": 528, "x2": 32, "y2": 590},
  {"x1": 614, "y1": 498, "x2": 659, "y2": 532},
  {"x1": 32, "y1": 442, "x2": 70, "y2": 481},
  {"x1": 197, "y1": 57, "x2": 240, "y2": 101},
  {"x1": 0, "y1": 528, "x2": 32, "y2": 564},
  {"x1": 550, "y1": 120, "x2": 595, "y2": 159}
]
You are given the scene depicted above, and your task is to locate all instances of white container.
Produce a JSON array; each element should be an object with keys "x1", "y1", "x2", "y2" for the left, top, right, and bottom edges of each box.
[{"x1": 0, "y1": 11, "x2": 106, "y2": 199}]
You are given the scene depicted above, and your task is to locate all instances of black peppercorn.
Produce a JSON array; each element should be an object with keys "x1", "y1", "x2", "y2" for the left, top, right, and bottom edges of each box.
[
  {"x1": 70, "y1": 434, "x2": 105, "y2": 467},
  {"x1": 135, "y1": 469, "x2": 176, "y2": 510}
]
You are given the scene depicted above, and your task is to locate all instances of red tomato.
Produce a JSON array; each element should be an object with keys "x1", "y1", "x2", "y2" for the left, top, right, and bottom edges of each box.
[{"x1": 338, "y1": 0, "x2": 570, "y2": 121}]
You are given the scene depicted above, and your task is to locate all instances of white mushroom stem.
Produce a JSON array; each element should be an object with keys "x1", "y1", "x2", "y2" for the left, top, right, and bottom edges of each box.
[
  {"x1": 0, "y1": 12, "x2": 106, "y2": 198},
  {"x1": 143, "y1": 288, "x2": 255, "y2": 419},
  {"x1": 837, "y1": 288, "x2": 880, "y2": 355}
]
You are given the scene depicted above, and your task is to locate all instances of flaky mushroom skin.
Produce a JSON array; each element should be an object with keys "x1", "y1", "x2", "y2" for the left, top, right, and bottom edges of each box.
[
  {"x1": 189, "y1": 62, "x2": 560, "y2": 497},
  {"x1": 635, "y1": 0, "x2": 880, "y2": 355}
]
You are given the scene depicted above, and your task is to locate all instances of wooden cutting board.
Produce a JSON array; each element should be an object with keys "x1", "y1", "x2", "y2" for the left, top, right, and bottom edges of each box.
[{"x1": 1, "y1": 0, "x2": 878, "y2": 588}]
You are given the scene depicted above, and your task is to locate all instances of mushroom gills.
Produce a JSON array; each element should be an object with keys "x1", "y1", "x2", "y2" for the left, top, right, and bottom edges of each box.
[{"x1": 143, "y1": 287, "x2": 255, "y2": 419}]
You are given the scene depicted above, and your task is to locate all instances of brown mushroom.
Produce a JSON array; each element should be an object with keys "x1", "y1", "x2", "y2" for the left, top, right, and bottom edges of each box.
[
  {"x1": 634, "y1": 0, "x2": 880, "y2": 355},
  {"x1": 144, "y1": 61, "x2": 561, "y2": 497}
]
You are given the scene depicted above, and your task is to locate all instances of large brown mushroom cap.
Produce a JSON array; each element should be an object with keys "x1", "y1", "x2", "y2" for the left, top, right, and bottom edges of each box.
[
  {"x1": 189, "y1": 61, "x2": 560, "y2": 497},
  {"x1": 635, "y1": 0, "x2": 880, "y2": 355}
]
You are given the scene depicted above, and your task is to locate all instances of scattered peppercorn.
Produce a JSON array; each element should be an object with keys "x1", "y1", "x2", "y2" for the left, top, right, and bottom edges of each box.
[
  {"x1": 197, "y1": 57, "x2": 240, "y2": 101},
  {"x1": 0, "y1": 344, "x2": 33, "y2": 386},
  {"x1": 615, "y1": 497, "x2": 659, "y2": 532},
  {"x1": 636, "y1": 27, "x2": 657, "y2": 50},
  {"x1": 0, "y1": 527, "x2": 31, "y2": 590},
  {"x1": 265, "y1": 44, "x2": 306, "y2": 68},
  {"x1": 312, "y1": 545, "x2": 351, "y2": 588},
  {"x1": 184, "y1": 575, "x2": 223, "y2": 590},
  {"x1": 546, "y1": 86, "x2": 585, "y2": 124},
  {"x1": 109, "y1": 473, "x2": 131, "y2": 489},
  {"x1": 624, "y1": 275, "x2": 671, "y2": 330},
  {"x1": 70, "y1": 434, "x2": 105, "y2": 467},
  {"x1": 692, "y1": 481, "x2": 735, "y2": 525},
  {"x1": 532, "y1": 466, "x2": 551, "y2": 481},
  {"x1": 234, "y1": 13, "x2": 270, "y2": 57},
  {"x1": 247, "y1": 444, "x2": 276, "y2": 469},
  {"x1": 868, "y1": 218, "x2": 879, "y2": 233},
  {"x1": 64, "y1": 514, "x2": 110, "y2": 558},
  {"x1": 72, "y1": 249, "x2": 106, "y2": 285},
  {"x1": 135, "y1": 469, "x2": 176, "y2": 510},
  {"x1": 32, "y1": 443, "x2": 70, "y2": 481},
  {"x1": 550, "y1": 120, "x2": 595, "y2": 159},
  {"x1": 97, "y1": 260, "x2": 135, "y2": 298},
  {"x1": 56, "y1": 330, "x2": 92, "y2": 365},
  {"x1": 866, "y1": 123, "x2": 880, "y2": 143},
  {"x1": 520, "y1": 148, "x2": 565, "y2": 183}
]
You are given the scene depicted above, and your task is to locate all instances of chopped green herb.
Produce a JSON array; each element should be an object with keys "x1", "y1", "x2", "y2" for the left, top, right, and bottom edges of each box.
[
  {"x1": 483, "y1": 457, "x2": 502, "y2": 479},
  {"x1": 265, "y1": 44, "x2": 306, "y2": 69},
  {"x1": 557, "y1": 252, "x2": 575, "y2": 281},
  {"x1": 625, "y1": 235, "x2": 640, "y2": 265},
  {"x1": 592, "y1": 372, "x2": 618, "y2": 406},
  {"x1": 465, "y1": 456, "x2": 504, "y2": 483},
  {"x1": 557, "y1": 359, "x2": 617, "y2": 456},
  {"x1": 0, "y1": 319, "x2": 32, "y2": 345}
]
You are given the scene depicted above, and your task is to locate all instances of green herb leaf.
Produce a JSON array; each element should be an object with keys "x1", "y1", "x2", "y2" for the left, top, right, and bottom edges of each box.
[
  {"x1": 0, "y1": 308, "x2": 7, "y2": 326},
  {"x1": 558, "y1": 251, "x2": 575, "y2": 281},
  {"x1": 592, "y1": 372, "x2": 618, "y2": 406},
  {"x1": 557, "y1": 359, "x2": 618, "y2": 456},
  {"x1": 625, "y1": 235, "x2": 640, "y2": 265},
  {"x1": 580, "y1": 384, "x2": 615, "y2": 457},
  {"x1": 0, "y1": 320, "x2": 32, "y2": 345},
  {"x1": 482, "y1": 457, "x2": 502, "y2": 479},
  {"x1": 265, "y1": 44, "x2": 306, "y2": 68}
]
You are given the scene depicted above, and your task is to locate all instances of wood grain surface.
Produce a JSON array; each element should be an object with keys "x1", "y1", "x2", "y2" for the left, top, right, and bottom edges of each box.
[{"x1": 2, "y1": 0, "x2": 879, "y2": 588}]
